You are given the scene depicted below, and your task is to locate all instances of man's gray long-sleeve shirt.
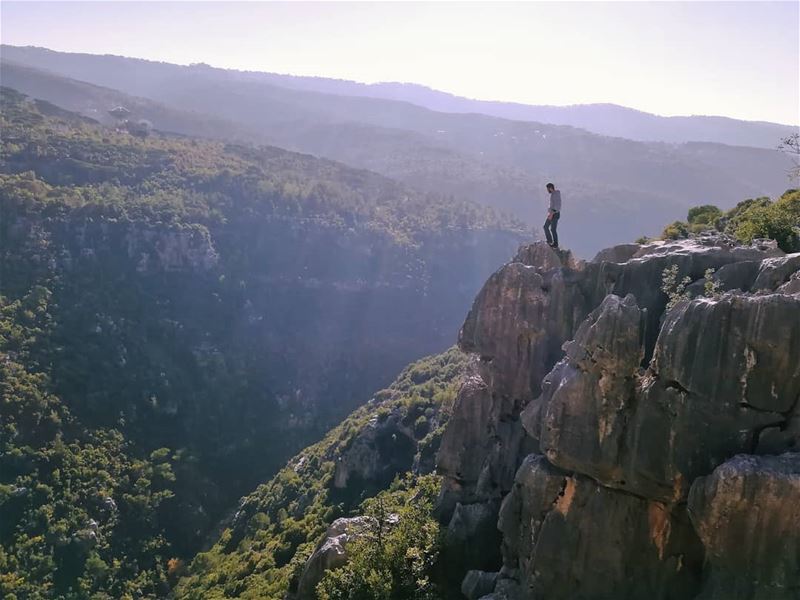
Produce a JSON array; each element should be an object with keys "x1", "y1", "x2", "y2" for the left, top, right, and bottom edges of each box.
[{"x1": 549, "y1": 190, "x2": 562, "y2": 212}]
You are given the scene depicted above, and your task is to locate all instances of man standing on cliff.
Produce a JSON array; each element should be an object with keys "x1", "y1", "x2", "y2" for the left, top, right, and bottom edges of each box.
[{"x1": 544, "y1": 182, "x2": 562, "y2": 249}]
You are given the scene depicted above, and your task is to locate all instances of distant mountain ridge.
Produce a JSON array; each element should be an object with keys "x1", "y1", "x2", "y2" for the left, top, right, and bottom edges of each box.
[
  {"x1": 4, "y1": 45, "x2": 794, "y2": 148},
  {"x1": 255, "y1": 76, "x2": 797, "y2": 149}
]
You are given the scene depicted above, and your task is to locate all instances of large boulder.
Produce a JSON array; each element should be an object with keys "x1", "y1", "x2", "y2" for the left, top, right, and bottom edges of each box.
[
  {"x1": 296, "y1": 516, "x2": 377, "y2": 599},
  {"x1": 688, "y1": 453, "x2": 800, "y2": 600},
  {"x1": 591, "y1": 243, "x2": 642, "y2": 264},
  {"x1": 752, "y1": 252, "x2": 800, "y2": 291},
  {"x1": 461, "y1": 570, "x2": 499, "y2": 600}
]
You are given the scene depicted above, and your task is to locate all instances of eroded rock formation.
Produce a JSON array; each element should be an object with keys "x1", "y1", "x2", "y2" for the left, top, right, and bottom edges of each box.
[
  {"x1": 296, "y1": 516, "x2": 377, "y2": 599},
  {"x1": 437, "y1": 238, "x2": 800, "y2": 599}
]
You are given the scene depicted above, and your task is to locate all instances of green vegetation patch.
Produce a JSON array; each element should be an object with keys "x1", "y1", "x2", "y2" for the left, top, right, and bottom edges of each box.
[{"x1": 659, "y1": 190, "x2": 800, "y2": 252}]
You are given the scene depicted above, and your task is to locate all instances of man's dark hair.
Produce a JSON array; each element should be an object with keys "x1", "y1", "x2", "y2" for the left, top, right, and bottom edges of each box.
[{"x1": 546, "y1": 182, "x2": 555, "y2": 190}]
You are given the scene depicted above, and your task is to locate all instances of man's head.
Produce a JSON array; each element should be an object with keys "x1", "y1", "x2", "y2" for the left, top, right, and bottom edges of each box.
[{"x1": 546, "y1": 183, "x2": 555, "y2": 193}]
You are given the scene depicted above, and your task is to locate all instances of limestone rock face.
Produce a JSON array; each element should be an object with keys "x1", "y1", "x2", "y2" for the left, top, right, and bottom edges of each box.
[
  {"x1": 624, "y1": 293, "x2": 800, "y2": 501},
  {"x1": 581, "y1": 237, "x2": 784, "y2": 358},
  {"x1": 778, "y1": 270, "x2": 800, "y2": 294},
  {"x1": 752, "y1": 252, "x2": 800, "y2": 291},
  {"x1": 527, "y1": 294, "x2": 644, "y2": 485},
  {"x1": 296, "y1": 516, "x2": 377, "y2": 599},
  {"x1": 436, "y1": 238, "x2": 800, "y2": 599},
  {"x1": 591, "y1": 242, "x2": 642, "y2": 264},
  {"x1": 442, "y1": 500, "x2": 503, "y2": 576},
  {"x1": 458, "y1": 257, "x2": 586, "y2": 402},
  {"x1": 688, "y1": 453, "x2": 800, "y2": 600},
  {"x1": 125, "y1": 224, "x2": 219, "y2": 272},
  {"x1": 436, "y1": 375, "x2": 507, "y2": 511},
  {"x1": 437, "y1": 242, "x2": 590, "y2": 576},
  {"x1": 498, "y1": 455, "x2": 703, "y2": 600},
  {"x1": 438, "y1": 244, "x2": 589, "y2": 517}
]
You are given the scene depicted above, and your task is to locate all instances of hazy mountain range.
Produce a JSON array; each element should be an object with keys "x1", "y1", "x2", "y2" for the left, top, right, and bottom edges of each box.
[
  {"x1": 2, "y1": 45, "x2": 796, "y2": 256},
  {"x1": 226, "y1": 72, "x2": 799, "y2": 149}
]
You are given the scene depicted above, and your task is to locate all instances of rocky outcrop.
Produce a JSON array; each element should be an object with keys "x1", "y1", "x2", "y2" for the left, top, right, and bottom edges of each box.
[
  {"x1": 528, "y1": 291, "x2": 800, "y2": 503},
  {"x1": 436, "y1": 244, "x2": 587, "y2": 571},
  {"x1": 68, "y1": 218, "x2": 219, "y2": 272},
  {"x1": 525, "y1": 293, "x2": 644, "y2": 487},
  {"x1": 461, "y1": 569, "x2": 499, "y2": 599},
  {"x1": 332, "y1": 411, "x2": 416, "y2": 498},
  {"x1": 436, "y1": 238, "x2": 800, "y2": 599},
  {"x1": 752, "y1": 252, "x2": 800, "y2": 291},
  {"x1": 296, "y1": 516, "x2": 377, "y2": 599},
  {"x1": 688, "y1": 453, "x2": 800, "y2": 600},
  {"x1": 126, "y1": 224, "x2": 219, "y2": 272},
  {"x1": 706, "y1": 251, "x2": 800, "y2": 294}
]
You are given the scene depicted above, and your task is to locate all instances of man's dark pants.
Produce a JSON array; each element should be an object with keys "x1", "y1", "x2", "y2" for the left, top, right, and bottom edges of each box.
[{"x1": 544, "y1": 211, "x2": 560, "y2": 247}]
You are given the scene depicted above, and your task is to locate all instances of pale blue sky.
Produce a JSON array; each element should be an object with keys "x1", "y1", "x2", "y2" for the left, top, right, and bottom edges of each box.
[{"x1": 1, "y1": 1, "x2": 798, "y2": 124}]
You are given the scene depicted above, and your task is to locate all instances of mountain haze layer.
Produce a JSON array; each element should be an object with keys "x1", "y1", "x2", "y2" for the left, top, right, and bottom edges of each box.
[
  {"x1": 220, "y1": 75, "x2": 798, "y2": 149},
  {"x1": 2, "y1": 46, "x2": 794, "y2": 257}
]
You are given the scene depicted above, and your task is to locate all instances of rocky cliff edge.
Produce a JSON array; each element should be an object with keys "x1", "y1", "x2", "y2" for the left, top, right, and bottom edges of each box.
[{"x1": 436, "y1": 237, "x2": 800, "y2": 600}]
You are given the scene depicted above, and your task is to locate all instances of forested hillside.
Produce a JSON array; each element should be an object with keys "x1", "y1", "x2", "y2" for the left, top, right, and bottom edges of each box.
[
  {"x1": 175, "y1": 349, "x2": 467, "y2": 599},
  {"x1": 2, "y1": 46, "x2": 792, "y2": 257},
  {"x1": 0, "y1": 87, "x2": 523, "y2": 597}
]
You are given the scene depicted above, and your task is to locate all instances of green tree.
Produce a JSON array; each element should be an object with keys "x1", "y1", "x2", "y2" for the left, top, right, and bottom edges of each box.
[
  {"x1": 725, "y1": 191, "x2": 800, "y2": 252},
  {"x1": 661, "y1": 220, "x2": 689, "y2": 240},
  {"x1": 661, "y1": 265, "x2": 692, "y2": 310},
  {"x1": 687, "y1": 204, "x2": 722, "y2": 232}
]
